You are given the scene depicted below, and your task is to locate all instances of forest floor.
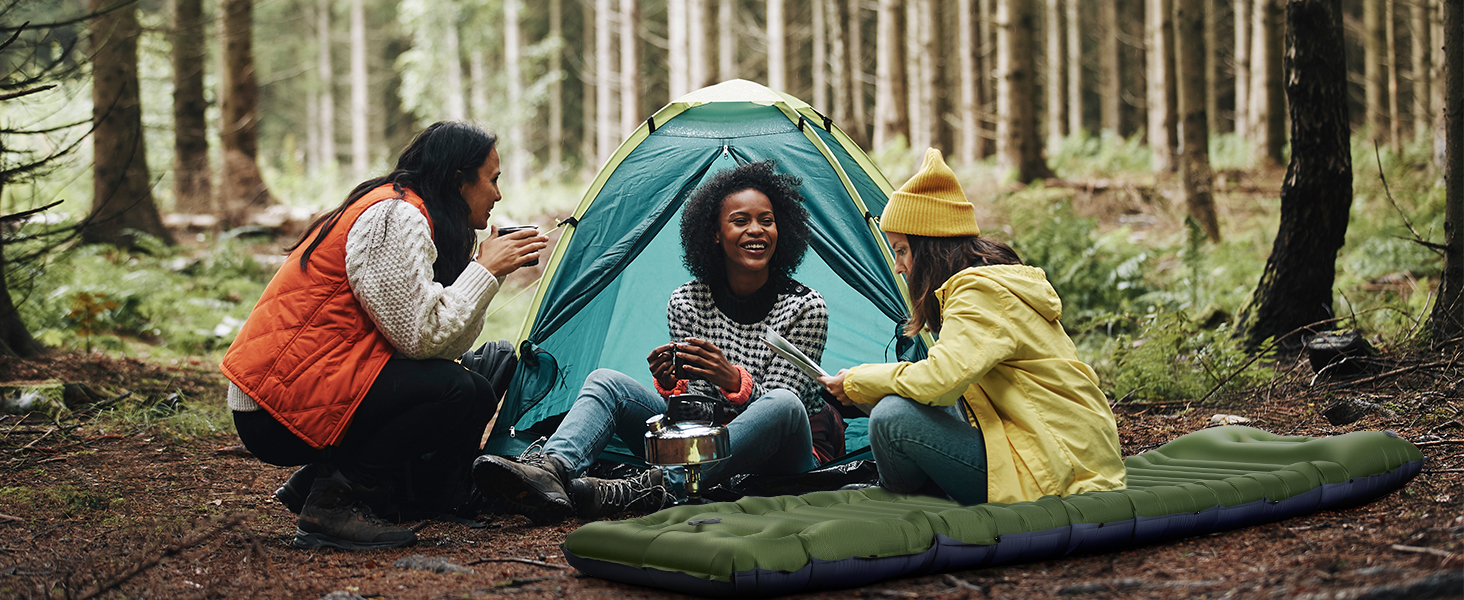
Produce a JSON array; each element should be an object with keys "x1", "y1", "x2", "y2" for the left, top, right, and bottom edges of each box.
[{"x1": 0, "y1": 346, "x2": 1460, "y2": 600}]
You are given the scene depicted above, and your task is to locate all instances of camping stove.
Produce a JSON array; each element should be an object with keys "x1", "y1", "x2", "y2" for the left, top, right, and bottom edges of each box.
[{"x1": 643, "y1": 413, "x2": 730, "y2": 503}]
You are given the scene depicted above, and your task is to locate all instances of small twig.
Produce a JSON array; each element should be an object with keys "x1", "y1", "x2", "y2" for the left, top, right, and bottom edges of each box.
[
  {"x1": 465, "y1": 557, "x2": 570, "y2": 570},
  {"x1": 1391, "y1": 544, "x2": 1455, "y2": 560},
  {"x1": 1422, "y1": 469, "x2": 1464, "y2": 473},
  {"x1": 1317, "y1": 361, "x2": 1448, "y2": 388},
  {"x1": 1374, "y1": 142, "x2": 1446, "y2": 255},
  {"x1": 1199, "y1": 314, "x2": 1364, "y2": 404},
  {"x1": 0, "y1": 513, "x2": 23, "y2": 523},
  {"x1": 75, "y1": 513, "x2": 249, "y2": 600},
  {"x1": 1413, "y1": 439, "x2": 1464, "y2": 446}
]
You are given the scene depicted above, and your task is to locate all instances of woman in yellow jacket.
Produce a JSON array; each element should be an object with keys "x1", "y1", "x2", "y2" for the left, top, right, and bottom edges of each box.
[{"x1": 820, "y1": 149, "x2": 1125, "y2": 505}]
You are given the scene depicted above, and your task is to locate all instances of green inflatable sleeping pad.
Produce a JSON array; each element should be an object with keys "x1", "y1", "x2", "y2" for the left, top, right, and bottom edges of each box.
[{"x1": 562, "y1": 426, "x2": 1425, "y2": 598}]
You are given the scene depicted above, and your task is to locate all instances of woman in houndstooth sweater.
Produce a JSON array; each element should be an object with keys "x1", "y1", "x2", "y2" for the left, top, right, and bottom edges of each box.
[{"x1": 474, "y1": 160, "x2": 838, "y2": 520}]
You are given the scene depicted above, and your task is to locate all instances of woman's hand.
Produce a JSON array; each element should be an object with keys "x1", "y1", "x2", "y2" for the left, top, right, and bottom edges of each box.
[
  {"x1": 476, "y1": 226, "x2": 548, "y2": 279},
  {"x1": 818, "y1": 369, "x2": 852, "y2": 405},
  {"x1": 647, "y1": 343, "x2": 678, "y2": 390},
  {"x1": 673, "y1": 337, "x2": 741, "y2": 392}
]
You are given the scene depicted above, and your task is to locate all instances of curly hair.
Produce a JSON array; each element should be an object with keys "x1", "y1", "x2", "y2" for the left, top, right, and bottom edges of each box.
[{"x1": 680, "y1": 160, "x2": 813, "y2": 285}]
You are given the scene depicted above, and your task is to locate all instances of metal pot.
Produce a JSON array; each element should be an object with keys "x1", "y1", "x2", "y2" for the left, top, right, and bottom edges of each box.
[{"x1": 643, "y1": 413, "x2": 730, "y2": 466}]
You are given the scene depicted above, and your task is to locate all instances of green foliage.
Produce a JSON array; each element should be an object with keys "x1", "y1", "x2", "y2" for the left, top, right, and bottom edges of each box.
[
  {"x1": 1095, "y1": 311, "x2": 1272, "y2": 402},
  {"x1": 1046, "y1": 131, "x2": 1155, "y2": 179},
  {"x1": 0, "y1": 485, "x2": 118, "y2": 520},
  {"x1": 93, "y1": 392, "x2": 235, "y2": 438}
]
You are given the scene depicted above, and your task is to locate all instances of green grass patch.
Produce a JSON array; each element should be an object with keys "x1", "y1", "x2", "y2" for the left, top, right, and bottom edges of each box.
[{"x1": 0, "y1": 485, "x2": 119, "y2": 520}]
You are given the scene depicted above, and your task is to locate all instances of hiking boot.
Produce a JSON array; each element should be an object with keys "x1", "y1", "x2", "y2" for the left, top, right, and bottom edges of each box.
[
  {"x1": 570, "y1": 468, "x2": 673, "y2": 519},
  {"x1": 293, "y1": 470, "x2": 416, "y2": 550},
  {"x1": 471, "y1": 449, "x2": 573, "y2": 523},
  {"x1": 274, "y1": 464, "x2": 320, "y2": 514}
]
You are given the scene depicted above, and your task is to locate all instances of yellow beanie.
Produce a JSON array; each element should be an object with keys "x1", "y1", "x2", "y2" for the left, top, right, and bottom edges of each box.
[{"x1": 879, "y1": 148, "x2": 979, "y2": 237}]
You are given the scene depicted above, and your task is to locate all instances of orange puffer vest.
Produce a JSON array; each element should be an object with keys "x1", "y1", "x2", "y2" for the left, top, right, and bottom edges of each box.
[{"x1": 221, "y1": 185, "x2": 432, "y2": 449}]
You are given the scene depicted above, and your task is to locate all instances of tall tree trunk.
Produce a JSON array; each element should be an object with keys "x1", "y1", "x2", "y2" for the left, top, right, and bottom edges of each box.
[
  {"x1": 445, "y1": 20, "x2": 466, "y2": 120},
  {"x1": 766, "y1": 0, "x2": 785, "y2": 91},
  {"x1": 977, "y1": 0, "x2": 995, "y2": 157},
  {"x1": 317, "y1": 0, "x2": 336, "y2": 173},
  {"x1": 1099, "y1": 0, "x2": 1121, "y2": 135},
  {"x1": 1434, "y1": 0, "x2": 1446, "y2": 167},
  {"x1": 1365, "y1": 0, "x2": 1388, "y2": 144},
  {"x1": 1066, "y1": 0, "x2": 1083, "y2": 135},
  {"x1": 0, "y1": 235, "x2": 43, "y2": 357},
  {"x1": 469, "y1": 50, "x2": 487, "y2": 122},
  {"x1": 1148, "y1": 0, "x2": 1179, "y2": 172},
  {"x1": 829, "y1": 0, "x2": 850, "y2": 123},
  {"x1": 596, "y1": 0, "x2": 615, "y2": 163},
  {"x1": 719, "y1": 0, "x2": 736, "y2": 81},
  {"x1": 814, "y1": 0, "x2": 827, "y2": 109},
  {"x1": 874, "y1": 0, "x2": 910, "y2": 150},
  {"x1": 962, "y1": 0, "x2": 983, "y2": 158},
  {"x1": 1233, "y1": 0, "x2": 1250, "y2": 137},
  {"x1": 87, "y1": 0, "x2": 174, "y2": 247},
  {"x1": 669, "y1": 0, "x2": 687, "y2": 97},
  {"x1": 350, "y1": 0, "x2": 368, "y2": 177},
  {"x1": 1239, "y1": 0, "x2": 1352, "y2": 350},
  {"x1": 171, "y1": 0, "x2": 211, "y2": 215},
  {"x1": 505, "y1": 0, "x2": 525, "y2": 183},
  {"x1": 582, "y1": 0, "x2": 597, "y2": 171},
  {"x1": 918, "y1": 0, "x2": 942, "y2": 152},
  {"x1": 1250, "y1": 0, "x2": 1285, "y2": 166},
  {"x1": 1204, "y1": 0, "x2": 1220, "y2": 134},
  {"x1": 847, "y1": 0, "x2": 868, "y2": 147},
  {"x1": 1177, "y1": 0, "x2": 1221, "y2": 241},
  {"x1": 689, "y1": 0, "x2": 709, "y2": 89},
  {"x1": 1045, "y1": 0, "x2": 1067, "y2": 142},
  {"x1": 998, "y1": 0, "x2": 1055, "y2": 181},
  {"x1": 1386, "y1": 0, "x2": 1401, "y2": 149},
  {"x1": 219, "y1": 0, "x2": 273, "y2": 228},
  {"x1": 1411, "y1": 0, "x2": 1431, "y2": 145},
  {"x1": 549, "y1": 0, "x2": 564, "y2": 172},
  {"x1": 621, "y1": 0, "x2": 641, "y2": 129},
  {"x1": 1430, "y1": 0, "x2": 1463, "y2": 339}
]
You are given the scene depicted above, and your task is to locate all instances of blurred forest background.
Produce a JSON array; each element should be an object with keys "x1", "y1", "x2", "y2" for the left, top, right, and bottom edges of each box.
[{"x1": 0, "y1": 0, "x2": 1459, "y2": 409}]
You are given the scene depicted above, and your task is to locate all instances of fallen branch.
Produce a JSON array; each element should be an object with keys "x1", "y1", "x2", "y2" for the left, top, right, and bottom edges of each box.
[
  {"x1": 1058, "y1": 578, "x2": 1224, "y2": 594},
  {"x1": 466, "y1": 557, "x2": 570, "y2": 570},
  {"x1": 76, "y1": 512, "x2": 250, "y2": 600},
  {"x1": 0, "y1": 513, "x2": 22, "y2": 523},
  {"x1": 1317, "y1": 361, "x2": 1449, "y2": 388},
  {"x1": 1391, "y1": 544, "x2": 1456, "y2": 560},
  {"x1": 1412, "y1": 439, "x2": 1464, "y2": 447}
]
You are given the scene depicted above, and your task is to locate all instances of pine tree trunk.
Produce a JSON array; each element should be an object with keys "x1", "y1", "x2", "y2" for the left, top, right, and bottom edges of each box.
[
  {"x1": 506, "y1": 0, "x2": 526, "y2": 183},
  {"x1": 445, "y1": 22, "x2": 466, "y2": 120},
  {"x1": 0, "y1": 214, "x2": 43, "y2": 357},
  {"x1": 1233, "y1": 0, "x2": 1250, "y2": 137},
  {"x1": 1066, "y1": 0, "x2": 1083, "y2": 135},
  {"x1": 595, "y1": 0, "x2": 615, "y2": 163},
  {"x1": 317, "y1": 0, "x2": 335, "y2": 173},
  {"x1": 998, "y1": 0, "x2": 1055, "y2": 181},
  {"x1": 469, "y1": 51, "x2": 487, "y2": 122},
  {"x1": 1177, "y1": 0, "x2": 1221, "y2": 241},
  {"x1": 1430, "y1": 0, "x2": 1463, "y2": 339},
  {"x1": 1411, "y1": 0, "x2": 1430, "y2": 144},
  {"x1": 349, "y1": 0, "x2": 368, "y2": 177},
  {"x1": 719, "y1": 0, "x2": 736, "y2": 81},
  {"x1": 1365, "y1": 0, "x2": 1388, "y2": 144},
  {"x1": 1386, "y1": 0, "x2": 1400, "y2": 149},
  {"x1": 583, "y1": 0, "x2": 598, "y2": 170},
  {"x1": 1148, "y1": 0, "x2": 1178, "y2": 172},
  {"x1": 171, "y1": 0, "x2": 211, "y2": 215},
  {"x1": 1240, "y1": 0, "x2": 1352, "y2": 350},
  {"x1": 814, "y1": 0, "x2": 827, "y2": 109},
  {"x1": 1434, "y1": 0, "x2": 1446, "y2": 168},
  {"x1": 963, "y1": 0, "x2": 983, "y2": 158},
  {"x1": 1099, "y1": 0, "x2": 1121, "y2": 135},
  {"x1": 549, "y1": 0, "x2": 564, "y2": 171},
  {"x1": 1045, "y1": 0, "x2": 1067, "y2": 142},
  {"x1": 621, "y1": 0, "x2": 641, "y2": 129},
  {"x1": 690, "y1": 0, "x2": 709, "y2": 89},
  {"x1": 88, "y1": 0, "x2": 173, "y2": 246},
  {"x1": 829, "y1": 0, "x2": 850, "y2": 123},
  {"x1": 1204, "y1": 0, "x2": 1220, "y2": 135},
  {"x1": 874, "y1": 0, "x2": 909, "y2": 150},
  {"x1": 218, "y1": 0, "x2": 273, "y2": 229},
  {"x1": 766, "y1": 0, "x2": 785, "y2": 91},
  {"x1": 1250, "y1": 0, "x2": 1285, "y2": 166},
  {"x1": 918, "y1": 0, "x2": 941, "y2": 152},
  {"x1": 848, "y1": 0, "x2": 868, "y2": 147}
]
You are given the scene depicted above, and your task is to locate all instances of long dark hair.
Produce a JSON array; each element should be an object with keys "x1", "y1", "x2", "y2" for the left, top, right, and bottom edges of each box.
[
  {"x1": 679, "y1": 159, "x2": 813, "y2": 287},
  {"x1": 904, "y1": 235, "x2": 1022, "y2": 336},
  {"x1": 288, "y1": 121, "x2": 497, "y2": 284}
]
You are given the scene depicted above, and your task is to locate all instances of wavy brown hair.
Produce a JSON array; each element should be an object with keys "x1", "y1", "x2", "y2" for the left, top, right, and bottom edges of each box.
[{"x1": 903, "y1": 235, "x2": 1022, "y2": 336}]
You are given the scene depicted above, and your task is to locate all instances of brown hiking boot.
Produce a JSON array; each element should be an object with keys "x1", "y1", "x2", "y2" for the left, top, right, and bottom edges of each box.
[
  {"x1": 570, "y1": 468, "x2": 673, "y2": 519},
  {"x1": 293, "y1": 470, "x2": 416, "y2": 550},
  {"x1": 472, "y1": 447, "x2": 574, "y2": 523}
]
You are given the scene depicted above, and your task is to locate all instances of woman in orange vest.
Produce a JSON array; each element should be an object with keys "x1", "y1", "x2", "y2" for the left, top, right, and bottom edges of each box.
[{"x1": 221, "y1": 122, "x2": 547, "y2": 550}]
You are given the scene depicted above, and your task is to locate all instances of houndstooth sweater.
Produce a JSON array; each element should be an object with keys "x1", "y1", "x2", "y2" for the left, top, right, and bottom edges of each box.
[
  {"x1": 228, "y1": 199, "x2": 499, "y2": 412},
  {"x1": 668, "y1": 277, "x2": 830, "y2": 416}
]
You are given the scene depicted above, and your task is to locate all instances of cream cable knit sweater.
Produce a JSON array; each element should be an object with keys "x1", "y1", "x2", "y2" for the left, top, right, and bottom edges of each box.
[{"x1": 228, "y1": 199, "x2": 499, "y2": 412}]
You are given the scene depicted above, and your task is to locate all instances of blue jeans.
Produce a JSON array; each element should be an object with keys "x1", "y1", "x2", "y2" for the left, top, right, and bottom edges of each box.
[
  {"x1": 868, "y1": 395, "x2": 988, "y2": 505},
  {"x1": 543, "y1": 369, "x2": 818, "y2": 487}
]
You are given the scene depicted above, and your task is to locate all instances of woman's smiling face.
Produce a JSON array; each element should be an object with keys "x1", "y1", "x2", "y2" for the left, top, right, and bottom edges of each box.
[{"x1": 715, "y1": 188, "x2": 778, "y2": 280}]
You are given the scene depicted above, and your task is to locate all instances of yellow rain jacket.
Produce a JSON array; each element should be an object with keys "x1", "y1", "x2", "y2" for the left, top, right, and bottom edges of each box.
[{"x1": 844, "y1": 265, "x2": 1125, "y2": 504}]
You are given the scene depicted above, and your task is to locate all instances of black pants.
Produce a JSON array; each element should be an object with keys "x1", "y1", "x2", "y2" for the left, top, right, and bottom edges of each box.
[{"x1": 234, "y1": 357, "x2": 499, "y2": 494}]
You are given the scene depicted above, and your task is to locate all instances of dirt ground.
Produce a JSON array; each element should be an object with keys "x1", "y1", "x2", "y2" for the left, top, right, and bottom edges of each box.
[{"x1": 0, "y1": 349, "x2": 1460, "y2": 600}]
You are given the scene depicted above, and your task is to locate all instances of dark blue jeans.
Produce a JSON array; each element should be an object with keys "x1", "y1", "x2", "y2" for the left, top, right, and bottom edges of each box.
[{"x1": 868, "y1": 395, "x2": 988, "y2": 505}]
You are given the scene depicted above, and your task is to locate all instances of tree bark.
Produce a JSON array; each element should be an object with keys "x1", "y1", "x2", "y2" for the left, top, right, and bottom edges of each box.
[
  {"x1": 829, "y1": 0, "x2": 852, "y2": 134},
  {"x1": 506, "y1": 0, "x2": 525, "y2": 183},
  {"x1": 0, "y1": 231, "x2": 43, "y2": 357},
  {"x1": 1099, "y1": 0, "x2": 1121, "y2": 135},
  {"x1": 1204, "y1": 0, "x2": 1220, "y2": 135},
  {"x1": 1148, "y1": 0, "x2": 1179, "y2": 172},
  {"x1": 1240, "y1": 0, "x2": 1352, "y2": 350},
  {"x1": 218, "y1": 0, "x2": 273, "y2": 230},
  {"x1": 847, "y1": 0, "x2": 868, "y2": 147},
  {"x1": 1234, "y1": 0, "x2": 1250, "y2": 137},
  {"x1": 317, "y1": 0, "x2": 335, "y2": 173},
  {"x1": 1177, "y1": 0, "x2": 1221, "y2": 241},
  {"x1": 766, "y1": 0, "x2": 785, "y2": 91},
  {"x1": 1430, "y1": 0, "x2": 1463, "y2": 340},
  {"x1": 918, "y1": 0, "x2": 942, "y2": 152},
  {"x1": 87, "y1": 1, "x2": 172, "y2": 246},
  {"x1": 906, "y1": 0, "x2": 925, "y2": 151},
  {"x1": 171, "y1": 0, "x2": 211, "y2": 216},
  {"x1": 689, "y1": 0, "x2": 709, "y2": 89},
  {"x1": 963, "y1": 0, "x2": 984, "y2": 158},
  {"x1": 1045, "y1": 0, "x2": 1066, "y2": 142},
  {"x1": 1250, "y1": 0, "x2": 1285, "y2": 166},
  {"x1": 596, "y1": 0, "x2": 615, "y2": 164},
  {"x1": 1411, "y1": 0, "x2": 1430, "y2": 144},
  {"x1": 719, "y1": 0, "x2": 736, "y2": 81},
  {"x1": 583, "y1": 0, "x2": 598, "y2": 170},
  {"x1": 621, "y1": 0, "x2": 641, "y2": 129},
  {"x1": 814, "y1": 0, "x2": 827, "y2": 109},
  {"x1": 1066, "y1": 0, "x2": 1083, "y2": 135},
  {"x1": 349, "y1": 0, "x2": 368, "y2": 177},
  {"x1": 874, "y1": 0, "x2": 909, "y2": 150},
  {"x1": 549, "y1": 0, "x2": 563, "y2": 171},
  {"x1": 1365, "y1": 0, "x2": 1388, "y2": 144},
  {"x1": 998, "y1": 0, "x2": 1055, "y2": 181},
  {"x1": 1386, "y1": 0, "x2": 1400, "y2": 149}
]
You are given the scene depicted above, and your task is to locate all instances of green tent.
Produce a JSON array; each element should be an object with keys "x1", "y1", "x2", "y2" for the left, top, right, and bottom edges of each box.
[{"x1": 485, "y1": 79, "x2": 930, "y2": 466}]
